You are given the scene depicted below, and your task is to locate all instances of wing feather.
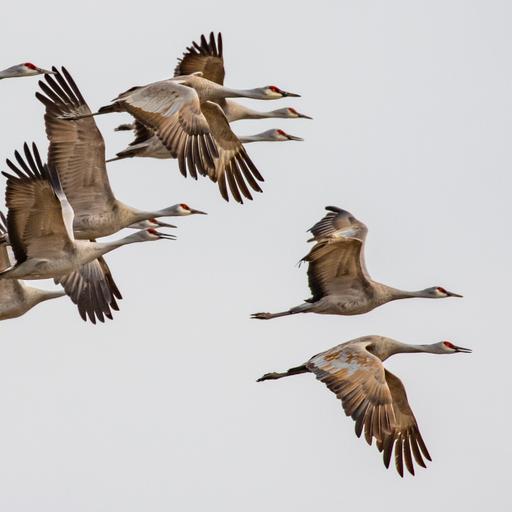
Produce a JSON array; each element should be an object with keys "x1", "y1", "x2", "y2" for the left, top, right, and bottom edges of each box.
[
  {"x1": 302, "y1": 207, "x2": 371, "y2": 301},
  {"x1": 307, "y1": 340, "x2": 431, "y2": 476},
  {"x1": 54, "y1": 256, "x2": 122, "y2": 324},
  {"x1": 174, "y1": 32, "x2": 225, "y2": 85},
  {"x1": 36, "y1": 67, "x2": 116, "y2": 216},
  {"x1": 2, "y1": 143, "x2": 72, "y2": 262}
]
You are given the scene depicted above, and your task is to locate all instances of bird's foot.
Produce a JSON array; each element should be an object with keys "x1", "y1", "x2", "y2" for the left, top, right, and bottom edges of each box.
[{"x1": 251, "y1": 312, "x2": 273, "y2": 320}]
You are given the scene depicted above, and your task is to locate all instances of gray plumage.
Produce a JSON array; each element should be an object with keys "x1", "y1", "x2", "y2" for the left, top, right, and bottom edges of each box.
[
  {"x1": 0, "y1": 212, "x2": 65, "y2": 320},
  {"x1": 0, "y1": 144, "x2": 172, "y2": 324},
  {"x1": 258, "y1": 335, "x2": 471, "y2": 477},
  {"x1": 36, "y1": 67, "x2": 206, "y2": 240},
  {"x1": 252, "y1": 206, "x2": 462, "y2": 319}
]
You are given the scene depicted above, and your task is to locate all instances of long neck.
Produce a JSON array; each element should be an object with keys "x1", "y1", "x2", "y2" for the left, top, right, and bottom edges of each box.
[
  {"x1": 379, "y1": 285, "x2": 431, "y2": 301},
  {"x1": 117, "y1": 202, "x2": 168, "y2": 226},
  {"x1": 94, "y1": 232, "x2": 147, "y2": 256},
  {"x1": 238, "y1": 133, "x2": 275, "y2": 144},
  {"x1": 123, "y1": 204, "x2": 179, "y2": 224},
  {"x1": 218, "y1": 87, "x2": 270, "y2": 100},
  {"x1": 379, "y1": 341, "x2": 439, "y2": 360},
  {"x1": 224, "y1": 101, "x2": 282, "y2": 121},
  {"x1": 125, "y1": 208, "x2": 158, "y2": 225}
]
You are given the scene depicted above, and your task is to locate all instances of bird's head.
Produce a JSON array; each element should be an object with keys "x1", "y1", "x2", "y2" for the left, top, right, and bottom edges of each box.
[
  {"x1": 2, "y1": 62, "x2": 55, "y2": 78},
  {"x1": 262, "y1": 85, "x2": 301, "y2": 99},
  {"x1": 286, "y1": 107, "x2": 312, "y2": 119},
  {"x1": 175, "y1": 203, "x2": 208, "y2": 216},
  {"x1": 270, "y1": 107, "x2": 313, "y2": 119},
  {"x1": 270, "y1": 129, "x2": 304, "y2": 141},
  {"x1": 432, "y1": 340, "x2": 472, "y2": 354},
  {"x1": 134, "y1": 228, "x2": 176, "y2": 242},
  {"x1": 424, "y1": 286, "x2": 463, "y2": 298},
  {"x1": 148, "y1": 218, "x2": 177, "y2": 229}
]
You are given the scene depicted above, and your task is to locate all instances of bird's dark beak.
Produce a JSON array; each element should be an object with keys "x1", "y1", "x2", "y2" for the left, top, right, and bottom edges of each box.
[
  {"x1": 454, "y1": 345, "x2": 472, "y2": 353},
  {"x1": 281, "y1": 90, "x2": 301, "y2": 98},
  {"x1": 157, "y1": 232, "x2": 176, "y2": 240},
  {"x1": 447, "y1": 291, "x2": 463, "y2": 298},
  {"x1": 190, "y1": 208, "x2": 207, "y2": 215},
  {"x1": 298, "y1": 113, "x2": 313, "y2": 119},
  {"x1": 285, "y1": 134, "x2": 304, "y2": 141},
  {"x1": 156, "y1": 220, "x2": 177, "y2": 229},
  {"x1": 38, "y1": 68, "x2": 55, "y2": 75}
]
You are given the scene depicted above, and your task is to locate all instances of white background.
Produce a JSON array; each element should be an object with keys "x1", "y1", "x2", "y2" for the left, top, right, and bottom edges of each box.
[{"x1": 0, "y1": 1, "x2": 509, "y2": 510}]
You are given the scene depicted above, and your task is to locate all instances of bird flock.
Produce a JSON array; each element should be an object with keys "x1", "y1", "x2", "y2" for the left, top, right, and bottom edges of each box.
[{"x1": 0, "y1": 32, "x2": 470, "y2": 478}]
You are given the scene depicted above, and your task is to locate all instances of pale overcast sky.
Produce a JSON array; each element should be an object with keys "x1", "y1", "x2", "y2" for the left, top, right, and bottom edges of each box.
[{"x1": 0, "y1": 1, "x2": 509, "y2": 511}]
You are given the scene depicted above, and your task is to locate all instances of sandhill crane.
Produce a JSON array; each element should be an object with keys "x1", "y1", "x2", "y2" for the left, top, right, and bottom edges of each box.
[
  {"x1": 252, "y1": 206, "x2": 462, "y2": 319},
  {"x1": 0, "y1": 213, "x2": 65, "y2": 320},
  {"x1": 258, "y1": 335, "x2": 471, "y2": 477},
  {"x1": 65, "y1": 34, "x2": 303, "y2": 203},
  {"x1": 107, "y1": 124, "x2": 303, "y2": 162},
  {"x1": 73, "y1": 76, "x2": 298, "y2": 203},
  {"x1": 173, "y1": 32, "x2": 312, "y2": 122},
  {"x1": 36, "y1": 67, "x2": 206, "y2": 241},
  {"x1": 0, "y1": 143, "x2": 173, "y2": 323},
  {"x1": 0, "y1": 63, "x2": 53, "y2": 80}
]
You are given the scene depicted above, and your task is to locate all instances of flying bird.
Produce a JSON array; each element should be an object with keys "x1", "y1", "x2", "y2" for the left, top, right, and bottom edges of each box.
[
  {"x1": 65, "y1": 34, "x2": 303, "y2": 202},
  {"x1": 173, "y1": 32, "x2": 312, "y2": 122},
  {"x1": 252, "y1": 206, "x2": 462, "y2": 319},
  {"x1": 258, "y1": 335, "x2": 471, "y2": 477},
  {"x1": 0, "y1": 62, "x2": 53, "y2": 80},
  {"x1": 36, "y1": 67, "x2": 206, "y2": 241},
  {"x1": 0, "y1": 212, "x2": 65, "y2": 320},
  {"x1": 0, "y1": 143, "x2": 173, "y2": 323},
  {"x1": 91, "y1": 75, "x2": 296, "y2": 203},
  {"x1": 107, "y1": 123, "x2": 303, "y2": 162},
  {"x1": 109, "y1": 32, "x2": 310, "y2": 165}
]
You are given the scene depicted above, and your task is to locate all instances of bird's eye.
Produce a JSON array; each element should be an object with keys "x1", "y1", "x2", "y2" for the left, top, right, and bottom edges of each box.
[
  {"x1": 269, "y1": 85, "x2": 280, "y2": 93},
  {"x1": 180, "y1": 203, "x2": 190, "y2": 210},
  {"x1": 436, "y1": 287, "x2": 447, "y2": 294},
  {"x1": 277, "y1": 129, "x2": 286, "y2": 136},
  {"x1": 24, "y1": 63, "x2": 36, "y2": 70},
  {"x1": 288, "y1": 108, "x2": 298, "y2": 114},
  {"x1": 443, "y1": 341, "x2": 455, "y2": 349},
  {"x1": 147, "y1": 228, "x2": 158, "y2": 235}
]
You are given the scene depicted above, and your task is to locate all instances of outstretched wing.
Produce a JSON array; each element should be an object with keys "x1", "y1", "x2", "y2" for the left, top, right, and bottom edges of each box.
[
  {"x1": 114, "y1": 80, "x2": 218, "y2": 180},
  {"x1": 307, "y1": 341, "x2": 396, "y2": 445},
  {"x1": 174, "y1": 32, "x2": 225, "y2": 85},
  {"x1": 2, "y1": 143, "x2": 74, "y2": 263},
  {"x1": 130, "y1": 120, "x2": 155, "y2": 146},
  {"x1": 55, "y1": 256, "x2": 122, "y2": 324},
  {"x1": 307, "y1": 340, "x2": 431, "y2": 476},
  {"x1": 377, "y1": 370, "x2": 432, "y2": 477},
  {"x1": 302, "y1": 207, "x2": 371, "y2": 301},
  {"x1": 36, "y1": 66, "x2": 116, "y2": 216},
  {"x1": 201, "y1": 101, "x2": 264, "y2": 203}
]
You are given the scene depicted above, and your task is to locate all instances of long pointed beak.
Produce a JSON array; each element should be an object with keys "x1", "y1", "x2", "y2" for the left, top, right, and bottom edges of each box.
[
  {"x1": 38, "y1": 68, "x2": 55, "y2": 75},
  {"x1": 190, "y1": 208, "x2": 207, "y2": 215},
  {"x1": 157, "y1": 232, "x2": 176, "y2": 240},
  {"x1": 454, "y1": 345, "x2": 472, "y2": 353},
  {"x1": 298, "y1": 113, "x2": 313, "y2": 119},
  {"x1": 281, "y1": 91, "x2": 301, "y2": 98},
  {"x1": 155, "y1": 220, "x2": 177, "y2": 229},
  {"x1": 447, "y1": 291, "x2": 463, "y2": 298},
  {"x1": 285, "y1": 134, "x2": 304, "y2": 141}
]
